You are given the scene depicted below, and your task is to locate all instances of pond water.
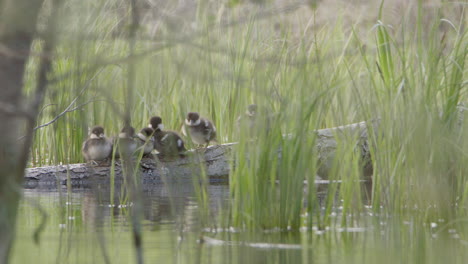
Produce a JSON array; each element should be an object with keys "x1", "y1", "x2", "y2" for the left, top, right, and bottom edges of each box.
[{"x1": 12, "y1": 183, "x2": 468, "y2": 264}]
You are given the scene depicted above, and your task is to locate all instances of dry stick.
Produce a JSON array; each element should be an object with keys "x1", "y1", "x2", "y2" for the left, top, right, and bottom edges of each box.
[
  {"x1": 31, "y1": 69, "x2": 103, "y2": 131},
  {"x1": 18, "y1": 99, "x2": 113, "y2": 139},
  {"x1": 16, "y1": 70, "x2": 104, "y2": 141},
  {"x1": 66, "y1": 99, "x2": 109, "y2": 112},
  {"x1": 126, "y1": 0, "x2": 144, "y2": 264},
  {"x1": 37, "y1": 103, "x2": 58, "y2": 117}
]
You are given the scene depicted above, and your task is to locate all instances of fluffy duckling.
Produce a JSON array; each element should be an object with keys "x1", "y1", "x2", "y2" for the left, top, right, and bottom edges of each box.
[
  {"x1": 237, "y1": 104, "x2": 257, "y2": 132},
  {"x1": 113, "y1": 126, "x2": 137, "y2": 159},
  {"x1": 236, "y1": 104, "x2": 271, "y2": 137},
  {"x1": 149, "y1": 116, "x2": 186, "y2": 157},
  {"x1": 136, "y1": 127, "x2": 155, "y2": 156},
  {"x1": 82, "y1": 125, "x2": 112, "y2": 163},
  {"x1": 182, "y1": 112, "x2": 217, "y2": 148}
]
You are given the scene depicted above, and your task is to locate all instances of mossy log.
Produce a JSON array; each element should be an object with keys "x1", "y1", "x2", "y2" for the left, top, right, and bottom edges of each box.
[{"x1": 24, "y1": 120, "x2": 378, "y2": 188}]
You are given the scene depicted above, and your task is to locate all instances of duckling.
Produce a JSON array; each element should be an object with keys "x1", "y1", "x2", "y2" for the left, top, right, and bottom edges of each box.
[
  {"x1": 136, "y1": 127, "x2": 155, "y2": 157},
  {"x1": 149, "y1": 116, "x2": 186, "y2": 158},
  {"x1": 82, "y1": 125, "x2": 112, "y2": 164},
  {"x1": 236, "y1": 104, "x2": 271, "y2": 137},
  {"x1": 182, "y1": 112, "x2": 217, "y2": 148},
  {"x1": 236, "y1": 104, "x2": 257, "y2": 134},
  {"x1": 113, "y1": 126, "x2": 137, "y2": 159}
]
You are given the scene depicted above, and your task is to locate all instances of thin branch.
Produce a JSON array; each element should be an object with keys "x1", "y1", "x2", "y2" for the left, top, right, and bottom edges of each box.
[
  {"x1": 34, "y1": 69, "x2": 102, "y2": 130},
  {"x1": 67, "y1": 99, "x2": 107, "y2": 112},
  {"x1": 32, "y1": 99, "x2": 105, "y2": 131},
  {"x1": 16, "y1": 70, "x2": 103, "y2": 141},
  {"x1": 37, "y1": 103, "x2": 58, "y2": 117}
]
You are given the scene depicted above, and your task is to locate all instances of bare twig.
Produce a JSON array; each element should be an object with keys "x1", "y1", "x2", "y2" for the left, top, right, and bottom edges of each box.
[
  {"x1": 16, "y1": 70, "x2": 104, "y2": 141},
  {"x1": 32, "y1": 69, "x2": 103, "y2": 130},
  {"x1": 37, "y1": 103, "x2": 58, "y2": 117},
  {"x1": 67, "y1": 99, "x2": 107, "y2": 112},
  {"x1": 32, "y1": 99, "x2": 105, "y2": 131}
]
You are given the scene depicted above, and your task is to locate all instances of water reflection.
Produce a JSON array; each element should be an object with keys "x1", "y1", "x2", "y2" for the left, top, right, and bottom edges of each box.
[
  {"x1": 23, "y1": 183, "x2": 230, "y2": 229},
  {"x1": 13, "y1": 181, "x2": 467, "y2": 264},
  {"x1": 14, "y1": 183, "x2": 230, "y2": 264}
]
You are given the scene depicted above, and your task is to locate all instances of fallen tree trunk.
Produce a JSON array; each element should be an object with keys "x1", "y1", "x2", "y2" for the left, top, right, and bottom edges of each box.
[
  {"x1": 25, "y1": 142, "x2": 235, "y2": 188},
  {"x1": 25, "y1": 120, "x2": 377, "y2": 188}
]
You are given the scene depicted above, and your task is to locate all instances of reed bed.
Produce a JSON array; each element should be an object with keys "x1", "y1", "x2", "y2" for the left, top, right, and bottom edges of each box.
[{"x1": 18, "y1": 0, "x2": 468, "y2": 263}]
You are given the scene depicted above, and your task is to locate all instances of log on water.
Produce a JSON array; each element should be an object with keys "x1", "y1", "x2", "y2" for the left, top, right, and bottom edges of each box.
[
  {"x1": 24, "y1": 120, "x2": 377, "y2": 188},
  {"x1": 314, "y1": 120, "x2": 377, "y2": 179},
  {"x1": 24, "y1": 143, "x2": 236, "y2": 188}
]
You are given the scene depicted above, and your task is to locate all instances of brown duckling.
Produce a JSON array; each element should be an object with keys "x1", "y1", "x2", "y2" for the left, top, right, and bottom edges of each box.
[
  {"x1": 149, "y1": 116, "x2": 186, "y2": 158},
  {"x1": 113, "y1": 126, "x2": 137, "y2": 159},
  {"x1": 82, "y1": 125, "x2": 112, "y2": 163},
  {"x1": 182, "y1": 112, "x2": 217, "y2": 148},
  {"x1": 136, "y1": 127, "x2": 155, "y2": 156}
]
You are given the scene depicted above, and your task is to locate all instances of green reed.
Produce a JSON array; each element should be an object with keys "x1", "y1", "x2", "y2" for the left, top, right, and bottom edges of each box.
[{"x1": 18, "y1": 1, "x2": 468, "y2": 263}]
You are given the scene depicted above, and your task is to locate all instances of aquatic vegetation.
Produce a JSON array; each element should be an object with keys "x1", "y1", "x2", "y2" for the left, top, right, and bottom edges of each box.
[{"x1": 15, "y1": 0, "x2": 468, "y2": 263}]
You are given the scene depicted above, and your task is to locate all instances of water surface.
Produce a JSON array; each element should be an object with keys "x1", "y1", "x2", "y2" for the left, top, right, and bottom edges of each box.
[{"x1": 12, "y1": 183, "x2": 467, "y2": 264}]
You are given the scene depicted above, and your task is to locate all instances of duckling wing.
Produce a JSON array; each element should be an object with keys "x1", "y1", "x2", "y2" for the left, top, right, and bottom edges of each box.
[
  {"x1": 202, "y1": 119, "x2": 216, "y2": 141},
  {"x1": 160, "y1": 132, "x2": 178, "y2": 147}
]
